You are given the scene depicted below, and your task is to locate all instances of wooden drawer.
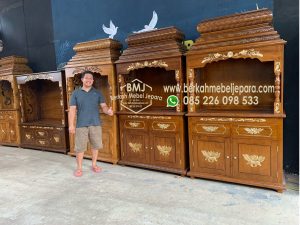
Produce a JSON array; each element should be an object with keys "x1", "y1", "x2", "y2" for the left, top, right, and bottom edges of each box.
[
  {"x1": 193, "y1": 123, "x2": 230, "y2": 137},
  {"x1": 232, "y1": 124, "x2": 278, "y2": 139},
  {"x1": 21, "y1": 126, "x2": 67, "y2": 149}
]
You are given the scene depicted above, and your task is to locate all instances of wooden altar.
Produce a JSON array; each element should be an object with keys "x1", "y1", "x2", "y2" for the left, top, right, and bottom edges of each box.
[
  {"x1": 116, "y1": 27, "x2": 188, "y2": 175},
  {"x1": 16, "y1": 71, "x2": 69, "y2": 153},
  {"x1": 186, "y1": 9, "x2": 286, "y2": 192},
  {"x1": 64, "y1": 38, "x2": 122, "y2": 164},
  {"x1": 0, "y1": 56, "x2": 32, "y2": 146}
]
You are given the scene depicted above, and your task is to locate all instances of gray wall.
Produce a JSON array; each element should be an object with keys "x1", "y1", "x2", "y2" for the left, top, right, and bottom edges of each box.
[
  {"x1": 0, "y1": 0, "x2": 56, "y2": 71},
  {"x1": 274, "y1": 0, "x2": 299, "y2": 173}
]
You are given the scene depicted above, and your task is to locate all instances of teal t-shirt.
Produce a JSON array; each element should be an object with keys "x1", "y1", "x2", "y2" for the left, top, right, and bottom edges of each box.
[{"x1": 70, "y1": 87, "x2": 105, "y2": 128}]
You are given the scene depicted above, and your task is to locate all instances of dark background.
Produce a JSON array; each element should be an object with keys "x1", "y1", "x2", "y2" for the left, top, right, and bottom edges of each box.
[{"x1": 0, "y1": 0, "x2": 298, "y2": 173}]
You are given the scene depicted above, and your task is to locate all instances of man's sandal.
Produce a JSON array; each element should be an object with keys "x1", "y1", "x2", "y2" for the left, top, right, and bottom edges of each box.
[
  {"x1": 74, "y1": 169, "x2": 83, "y2": 177},
  {"x1": 91, "y1": 166, "x2": 102, "y2": 173}
]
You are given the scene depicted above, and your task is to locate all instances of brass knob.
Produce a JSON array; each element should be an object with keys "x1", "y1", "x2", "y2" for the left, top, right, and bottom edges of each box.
[
  {"x1": 150, "y1": 147, "x2": 153, "y2": 150},
  {"x1": 145, "y1": 147, "x2": 148, "y2": 149},
  {"x1": 226, "y1": 156, "x2": 230, "y2": 159},
  {"x1": 234, "y1": 156, "x2": 237, "y2": 160}
]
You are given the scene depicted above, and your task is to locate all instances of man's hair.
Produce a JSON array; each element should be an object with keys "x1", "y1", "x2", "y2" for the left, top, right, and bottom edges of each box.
[{"x1": 81, "y1": 71, "x2": 94, "y2": 79}]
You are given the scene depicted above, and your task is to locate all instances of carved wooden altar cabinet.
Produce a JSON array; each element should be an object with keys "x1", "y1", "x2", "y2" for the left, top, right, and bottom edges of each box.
[
  {"x1": 64, "y1": 39, "x2": 122, "y2": 164},
  {"x1": 186, "y1": 9, "x2": 286, "y2": 191},
  {"x1": 0, "y1": 56, "x2": 32, "y2": 146},
  {"x1": 116, "y1": 27, "x2": 188, "y2": 175},
  {"x1": 16, "y1": 71, "x2": 69, "y2": 153}
]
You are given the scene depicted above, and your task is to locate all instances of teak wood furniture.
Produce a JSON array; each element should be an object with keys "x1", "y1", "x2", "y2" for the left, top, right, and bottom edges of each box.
[
  {"x1": 16, "y1": 71, "x2": 69, "y2": 153},
  {"x1": 186, "y1": 9, "x2": 286, "y2": 192},
  {"x1": 116, "y1": 27, "x2": 188, "y2": 175},
  {"x1": 64, "y1": 38, "x2": 122, "y2": 164},
  {"x1": 0, "y1": 56, "x2": 32, "y2": 146}
]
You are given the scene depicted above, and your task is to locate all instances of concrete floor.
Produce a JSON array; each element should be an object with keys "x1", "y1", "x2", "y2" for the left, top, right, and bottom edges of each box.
[{"x1": 0, "y1": 146, "x2": 298, "y2": 225}]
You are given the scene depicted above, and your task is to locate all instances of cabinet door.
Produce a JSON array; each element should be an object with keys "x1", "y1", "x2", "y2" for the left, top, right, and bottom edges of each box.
[
  {"x1": 98, "y1": 129, "x2": 112, "y2": 158},
  {"x1": 150, "y1": 132, "x2": 180, "y2": 168},
  {"x1": 232, "y1": 139, "x2": 278, "y2": 183},
  {"x1": 122, "y1": 130, "x2": 148, "y2": 164},
  {"x1": 191, "y1": 135, "x2": 230, "y2": 176},
  {"x1": 0, "y1": 122, "x2": 9, "y2": 143},
  {"x1": 8, "y1": 122, "x2": 17, "y2": 142}
]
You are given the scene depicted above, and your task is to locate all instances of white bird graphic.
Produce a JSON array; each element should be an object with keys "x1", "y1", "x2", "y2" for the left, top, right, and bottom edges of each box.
[
  {"x1": 133, "y1": 11, "x2": 158, "y2": 33},
  {"x1": 102, "y1": 20, "x2": 118, "y2": 39}
]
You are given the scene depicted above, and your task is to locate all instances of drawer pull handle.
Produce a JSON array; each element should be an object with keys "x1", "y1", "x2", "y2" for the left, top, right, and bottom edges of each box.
[
  {"x1": 202, "y1": 126, "x2": 218, "y2": 132},
  {"x1": 54, "y1": 137, "x2": 60, "y2": 143},
  {"x1": 129, "y1": 122, "x2": 140, "y2": 128},
  {"x1": 201, "y1": 150, "x2": 221, "y2": 163},
  {"x1": 242, "y1": 154, "x2": 265, "y2": 167},
  {"x1": 157, "y1": 123, "x2": 170, "y2": 129},
  {"x1": 38, "y1": 140, "x2": 46, "y2": 145},
  {"x1": 129, "y1": 142, "x2": 142, "y2": 153},
  {"x1": 244, "y1": 127, "x2": 264, "y2": 135},
  {"x1": 25, "y1": 134, "x2": 31, "y2": 139},
  {"x1": 157, "y1": 145, "x2": 172, "y2": 156},
  {"x1": 38, "y1": 131, "x2": 45, "y2": 136}
]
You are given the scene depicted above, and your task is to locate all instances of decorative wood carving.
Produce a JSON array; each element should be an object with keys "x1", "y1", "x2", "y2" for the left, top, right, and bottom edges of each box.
[
  {"x1": 242, "y1": 154, "x2": 266, "y2": 167},
  {"x1": 274, "y1": 61, "x2": 281, "y2": 113}
]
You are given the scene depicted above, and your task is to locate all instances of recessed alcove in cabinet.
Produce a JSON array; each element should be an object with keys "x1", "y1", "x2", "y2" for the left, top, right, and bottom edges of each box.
[
  {"x1": 193, "y1": 58, "x2": 275, "y2": 113},
  {"x1": 120, "y1": 67, "x2": 177, "y2": 113}
]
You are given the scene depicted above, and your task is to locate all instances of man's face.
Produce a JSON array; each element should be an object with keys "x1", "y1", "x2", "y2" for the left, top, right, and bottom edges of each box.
[{"x1": 81, "y1": 73, "x2": 94, "y2": 87}]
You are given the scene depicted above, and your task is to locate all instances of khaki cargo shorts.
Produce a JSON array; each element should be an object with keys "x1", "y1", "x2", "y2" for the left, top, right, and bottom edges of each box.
[{"x1": 74, "y1": 126, "x2": 103, "y2": 152}]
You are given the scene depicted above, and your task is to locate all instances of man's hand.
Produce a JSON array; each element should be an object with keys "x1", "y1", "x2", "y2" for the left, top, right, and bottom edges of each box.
[
  {"x1": 69, "y1": 125, "x2": 76, "y2": 134},
  {"x1": 100, "y1": 103, "x2": 114, "y2": 116},
  {"x1": 107, "y1": 107, "x2": 113, "y2": 116}
]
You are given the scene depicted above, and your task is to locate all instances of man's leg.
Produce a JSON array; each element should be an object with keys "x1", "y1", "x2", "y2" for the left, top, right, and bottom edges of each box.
[
  {"x1": 76, "y1": 152, "x2": 84, "y2": 170},
  {"x1": 89, "y1": 126, "x2": 103, "y2": 172},
  {"x1": 91, "y1": 149, "x2": 98, "y2": 168},
  {"x1": 74, "y1": 127, "x2": 88, "y2": 176}
]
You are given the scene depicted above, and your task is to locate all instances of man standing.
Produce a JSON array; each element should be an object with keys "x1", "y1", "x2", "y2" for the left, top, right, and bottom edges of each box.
[{"x1": 68, "y1": 71, "x2": 113, "y2": 177}]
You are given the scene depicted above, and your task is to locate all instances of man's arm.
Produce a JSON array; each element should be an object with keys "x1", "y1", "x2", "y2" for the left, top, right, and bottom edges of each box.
[
  {"x1": 68, "y1": 106, "x2": 77, "y2": 134},
  {"x1": 100, "y1": 103, "x2": 113, "y2": 116}
]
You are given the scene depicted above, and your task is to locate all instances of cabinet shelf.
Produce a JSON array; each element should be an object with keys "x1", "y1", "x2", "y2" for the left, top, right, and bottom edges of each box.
[{"x1": 186, "y1": 109, "x2": 286, "y2": 118}]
